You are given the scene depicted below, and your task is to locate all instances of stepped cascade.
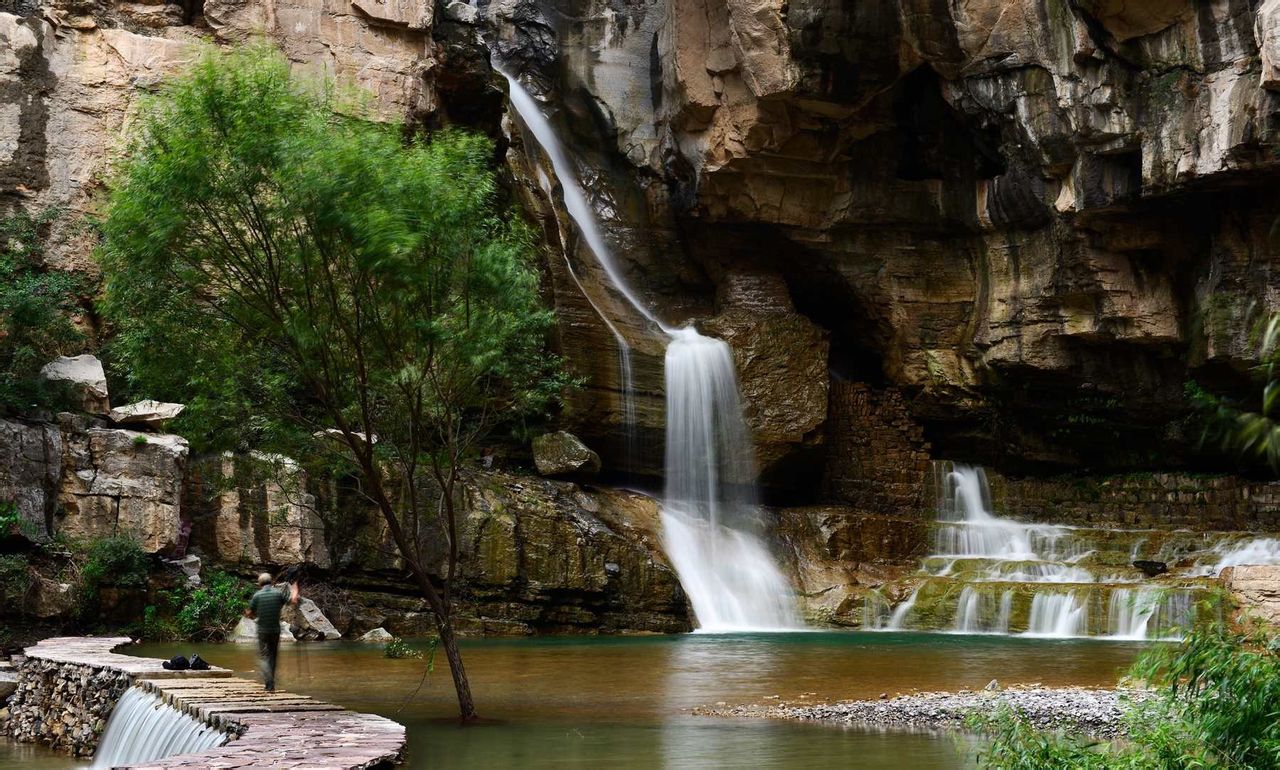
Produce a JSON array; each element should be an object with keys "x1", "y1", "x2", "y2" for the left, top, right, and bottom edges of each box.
[
  {"x1": 867, "y1": 463, "x2": 1280, "y2": 639},
  {"x1": 499, "y1": 69, "x2": 799, "y2": 631},
  {"x1": 91, "y1": 687, "x2": 227, "y2": 769}
]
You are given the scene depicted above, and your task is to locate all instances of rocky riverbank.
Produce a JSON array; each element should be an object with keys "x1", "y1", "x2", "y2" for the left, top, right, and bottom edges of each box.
[{"x1": 696, "y1": 686, "x2": 1151, "y2": 739}]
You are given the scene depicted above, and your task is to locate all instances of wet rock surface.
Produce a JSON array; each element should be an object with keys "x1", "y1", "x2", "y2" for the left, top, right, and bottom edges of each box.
[{"x1": 698, "y1": 686, "x2": 1151, "y2": 739}]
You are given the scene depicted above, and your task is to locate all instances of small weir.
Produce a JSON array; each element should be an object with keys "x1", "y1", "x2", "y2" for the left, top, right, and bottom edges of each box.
[
  {"x1": 91, "y1": 687, "x2": 227, "y2": 769},
  {"x1": 868, "y1": 462, "x2": 1280, "y2": 639}
]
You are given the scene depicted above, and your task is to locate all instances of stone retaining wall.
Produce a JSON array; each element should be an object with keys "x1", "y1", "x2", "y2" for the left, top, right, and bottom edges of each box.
[
  {"x1": 1, "y1": 637, "x2": 405, "y2": 768},
  {"x1": 986, "y1": 471, "x2": 1280, "y2": 531},
  {"x1": 822, "y1": 383, "x2": 932, "y2": 515}
]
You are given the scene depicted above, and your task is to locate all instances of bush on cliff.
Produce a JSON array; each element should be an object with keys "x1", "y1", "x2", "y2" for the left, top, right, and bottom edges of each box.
[
  {"x1": 973, "y1": 621, "x2": 1280, "y2": 769},
  {"x1": 143, "y1": 570, "x2": 252, "y2": 641},
  {"x1": 98, "y1": 45, "x2": 569, "y2": 720},
  {"x1": 76, "y1": 535, "x2": 151, "y2": 618},
  {"x1": 0, "y1": 208, "x2": 84, "y2": 414}
]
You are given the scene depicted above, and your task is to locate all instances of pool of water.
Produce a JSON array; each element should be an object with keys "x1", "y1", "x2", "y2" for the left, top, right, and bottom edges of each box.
[{"x1": 1, "y1": 631, "x2": 1147, "y2": 769}]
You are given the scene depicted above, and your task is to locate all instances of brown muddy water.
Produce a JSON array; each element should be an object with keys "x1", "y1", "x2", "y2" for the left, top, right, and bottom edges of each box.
[{"x1": 1, "y1": 631, "x2": 1147, "y2": 768}]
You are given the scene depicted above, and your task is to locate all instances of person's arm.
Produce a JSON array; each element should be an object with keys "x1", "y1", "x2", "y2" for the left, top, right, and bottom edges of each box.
[
  {"x1": 245, "y1": 593, "x2": 258, "y2": 619},
  {"x1": 288, "y1": 581, "x2": 300, "y2": 606}
]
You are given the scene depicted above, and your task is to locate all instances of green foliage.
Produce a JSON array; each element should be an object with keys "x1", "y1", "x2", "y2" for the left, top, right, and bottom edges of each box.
[
  {"x1": 98, "y1": 45, "x2": 569, "y2": 459},
  {"x1": 78, "y1": 535, "x2": 150, "y2": 615},
  {"x1": 1189, "y1": 311, "x2": 1280, "y2": 471},
  {"x1": 384, "y1": 636, "x2": 437, "y2": 669},
  {"x1": 174, "y1": 570, "x2": 251, "y2": 640},
  {"x1": 973, "y1": 622, "x2": 1280, "y2": 769},
  {"x1": 0, "y1": 553, "x2": 32, "y2": 610},
  {"x1": 0, "y1": 501, "x2": 21, "y2": 534},
  {"x1": 384, "y1": 637, "x2": 415, "y2": 659},
  {"x1": 139, "y1": 569, "x2": 251, "y2": 641},
  {"x1": 0, "y1": 208, "x2": 84, "y2": 414}
]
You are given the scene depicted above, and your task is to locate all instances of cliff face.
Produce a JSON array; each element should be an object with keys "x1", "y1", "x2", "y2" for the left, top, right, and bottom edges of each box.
[
  {"x1": 491, "y1": 0, "x2": 1280, "y2": 479},
  {"x1": 7, "y1": 0, "x2": 1280, "y2": 484}
]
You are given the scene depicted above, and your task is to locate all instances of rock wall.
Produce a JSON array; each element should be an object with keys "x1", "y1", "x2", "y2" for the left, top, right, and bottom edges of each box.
[
  {"x1": 331, "y1": 472, "x2": 691, "y2": 635},
  {"x1": 776, "y1": 506, "x2": 928, "y2": 625},
  {"x1": 2, "y1": 655, "x2": 131, "y2": 756},
  {"x1": 822, "y1": 383, "x2": 932, "y2": 513},
  {"x1": 1223, "y1": 564, "x2": 1280, "y2": 627},
  {"x1": 986, "y1": 469, "x2": 1280, "y2": 531}
]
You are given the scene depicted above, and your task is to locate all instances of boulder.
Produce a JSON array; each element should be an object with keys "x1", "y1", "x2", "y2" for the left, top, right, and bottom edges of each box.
[
  {"x1": 1223, "y1": 565, "x2": 1280, "y2": 628},
  {"x1": 531, "y1": 431, "x2": 601, "y2": 477},
  {"x1": 39, "y1": 356, "x2": 109, "y2": 415},
  {"x1": 284, "y1": 597, "x2": 342, "y2": 640},
  {"x1": 230, "y1": 617, "x2": 296, "y2": 643},
  {"x1": 165, "y1": 555, "x2": 201, "y2": 586},
  {"x1": 27, "y1": 577, "x2": 75, "y2": 619},
  {"x1": 57, "y1": 424, "x2": 188, "y2": 554},
  {"x1": 109, "y1": 400, "x2": 185, "y2": 428},
  {"x1": 359, "y1": 627, "x2": 394, "y2": 643},
  {"x1": 0, "y1": 419, "x2": 61, "y2": 541}
]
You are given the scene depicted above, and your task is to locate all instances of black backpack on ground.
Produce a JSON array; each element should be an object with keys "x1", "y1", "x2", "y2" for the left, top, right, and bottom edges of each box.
[{"x1": 161, "y1": 655, "x2": 189, "y2": 671}]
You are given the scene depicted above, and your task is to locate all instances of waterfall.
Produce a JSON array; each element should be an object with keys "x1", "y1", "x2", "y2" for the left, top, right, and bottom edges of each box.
[
  {"x1": 874, "y1": 462, "x2": 1202, "y2": 639},
  {"x1": 91, "y1": 687, "x2": 227, "y2": 769},
  {"x1": 662, "y1": 329, "x2": 800, "y2": 631},
  {"x1": 499, "y1": 68, "x2": 799, "y2": 631}
]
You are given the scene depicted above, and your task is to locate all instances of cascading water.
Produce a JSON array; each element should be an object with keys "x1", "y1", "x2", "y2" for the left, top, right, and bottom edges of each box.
[
  {"x1": 499, "y1": 68, "x2": 799, "y2": 631},
  {"x1": 91, "y1": 687, "x2": 227, "y2": 769},
  {"x1": 662, "y1": 329, "x2": 800, "y2": 630},
  {"x1": 872, "y1": 462, "x2": 1208, "y2": 640}
]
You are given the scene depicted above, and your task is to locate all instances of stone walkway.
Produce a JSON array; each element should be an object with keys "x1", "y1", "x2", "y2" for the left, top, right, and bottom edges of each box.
[{"x1": 20, "y1": 637, "x2": 405, "y2": 769}]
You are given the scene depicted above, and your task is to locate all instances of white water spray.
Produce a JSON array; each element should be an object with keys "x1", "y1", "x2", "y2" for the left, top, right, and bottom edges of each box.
[
  {"x1": 91, "y1": 687, "x2": 227, "y2": 769},
  {"x1": 499, "y1": 68, "x2": 799, "y2": 631}
]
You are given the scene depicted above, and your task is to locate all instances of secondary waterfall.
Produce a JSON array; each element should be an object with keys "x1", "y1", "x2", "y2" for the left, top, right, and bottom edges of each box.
[
  {"x1": 91, "y1": 687, "x2": 227, "y2": 768},
  {"x1": 499, "y1": 68, "x2": 800, "y2": 631},
  {"x1": 868, "y1": 462, "x2": 1213, "y2": 640}
]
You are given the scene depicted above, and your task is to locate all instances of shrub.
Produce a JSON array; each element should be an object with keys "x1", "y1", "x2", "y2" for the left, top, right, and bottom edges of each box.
[
  {"x1": 972, "y1": 622, "x2": 1280, "y2": 769},
  {"x1": 173, "y1": 570, "x2": 251, "y2": 640},
  {"x1": 77, "y1": 535, "x2": 150, "y2": 617},
  {"x1": 80, "y1": 535, "x2": 150, "y2": 588},
  {"x1": 0, "y1": 208, "x2": 84, "y2": 414},
  {"x1": 384, "y1": 637, "x2": 418, "y2": 660},
  {"x1": 0, "y1": 554, "x2": 32, "y2": 610}
]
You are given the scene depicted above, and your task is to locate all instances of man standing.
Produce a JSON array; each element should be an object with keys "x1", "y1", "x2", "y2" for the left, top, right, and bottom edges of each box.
[{"x1": 245, "y1": 572, "x2": 299, "y2": 691}]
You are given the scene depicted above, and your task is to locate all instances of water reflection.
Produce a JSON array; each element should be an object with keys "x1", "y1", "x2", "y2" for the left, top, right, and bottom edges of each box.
[{"x1": 11, "y1": 632, "x2": 1138, "y2": 770}]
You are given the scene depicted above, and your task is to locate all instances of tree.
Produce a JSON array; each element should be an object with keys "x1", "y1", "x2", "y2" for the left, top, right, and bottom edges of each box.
[{"x1": 98, "y1": 46, "x2": 567, "y2": 720}]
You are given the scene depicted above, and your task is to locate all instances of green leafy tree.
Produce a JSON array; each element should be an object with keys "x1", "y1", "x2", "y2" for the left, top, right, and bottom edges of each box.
[
  {"x1": 98, "y1": 46, "x2": 566, "y2": 720},
  {"x1": 0, "y1": 208, "x2": 83, "y2": 413}
]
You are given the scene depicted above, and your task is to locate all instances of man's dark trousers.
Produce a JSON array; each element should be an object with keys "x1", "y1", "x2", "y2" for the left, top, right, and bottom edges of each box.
[{"x1": 258, "y1": 632, "x2": 281, "y2": 691}]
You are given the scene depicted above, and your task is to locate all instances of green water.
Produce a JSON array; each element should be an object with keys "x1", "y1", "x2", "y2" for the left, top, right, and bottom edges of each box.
[{"x1": 2, "y1": 632, "x2": 1148, "y2": 768}]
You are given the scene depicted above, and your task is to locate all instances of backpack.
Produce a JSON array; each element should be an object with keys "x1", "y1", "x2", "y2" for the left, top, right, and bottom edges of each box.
[
  {"x1": 161, "y1": 655, "x2": 189, "y2": 671},
  {"x1": 189, "y1": 654, "x2": 210, "y2": 671}
]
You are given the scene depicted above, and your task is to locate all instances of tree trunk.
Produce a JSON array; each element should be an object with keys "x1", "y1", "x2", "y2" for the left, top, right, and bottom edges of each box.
[{"x1": 434, "y1": 609, "x2": 477, "y2": 721}]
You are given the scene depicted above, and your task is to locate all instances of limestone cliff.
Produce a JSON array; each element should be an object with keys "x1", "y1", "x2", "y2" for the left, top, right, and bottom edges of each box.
[{"x1": 8, "y1": 0, "x2": 1280, "y2": 483}]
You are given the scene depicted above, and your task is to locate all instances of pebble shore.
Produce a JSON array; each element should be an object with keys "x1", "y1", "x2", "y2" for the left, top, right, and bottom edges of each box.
[{"x1": 695, "y1": 686, "x2": 1151, "y2": 739}]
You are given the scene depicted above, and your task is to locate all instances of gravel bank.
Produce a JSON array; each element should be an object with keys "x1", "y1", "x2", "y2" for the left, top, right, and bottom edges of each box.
[{"x1": 695, "y1": 686, "x2": 1151, "y2": 739}]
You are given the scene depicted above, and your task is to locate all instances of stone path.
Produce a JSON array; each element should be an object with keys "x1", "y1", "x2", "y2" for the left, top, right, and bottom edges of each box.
[
  {"x1": 23, "y1": 637, "x2": 234, "y2": 679},
  {"x1": 20, "y1": 637, "x2": 405, "y2": 769}
]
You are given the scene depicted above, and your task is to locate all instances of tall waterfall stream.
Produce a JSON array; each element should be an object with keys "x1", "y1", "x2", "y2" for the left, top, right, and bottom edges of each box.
[
  {"x1": 500, "y1": 69, "x2": 800, "y2": 630},
  {"x1": 90, "y1": 687, "x2": 226, "y2": 769}
]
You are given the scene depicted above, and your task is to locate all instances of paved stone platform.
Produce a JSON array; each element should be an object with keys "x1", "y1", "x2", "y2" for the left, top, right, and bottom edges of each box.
[
  {"x1": 24, "y1": 637, "x2": 235, "y2": 679},
  {"x1": 17, "y1": 637, "x2": 405, "y2": 769}
]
